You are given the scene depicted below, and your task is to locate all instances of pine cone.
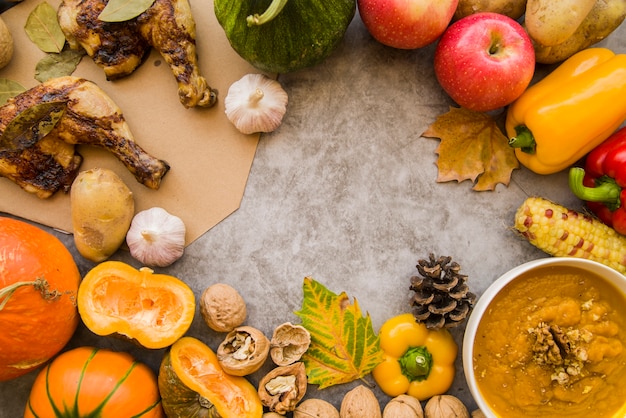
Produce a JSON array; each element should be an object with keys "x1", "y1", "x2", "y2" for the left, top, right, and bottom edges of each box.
[{"x1": 409, "y1": 253, "x2": 476, "y2": 329}]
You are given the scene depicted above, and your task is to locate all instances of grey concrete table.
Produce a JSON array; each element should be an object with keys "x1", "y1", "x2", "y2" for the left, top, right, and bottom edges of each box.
[{"x1": 1, "y1": 8, "x2": 625, "y2": 417}]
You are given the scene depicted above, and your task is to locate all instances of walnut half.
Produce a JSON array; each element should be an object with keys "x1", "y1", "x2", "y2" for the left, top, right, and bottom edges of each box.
[
  {"x1": 217, "y1": 326, "x2": 270, "y2": 376},
  {"x1": 270, "y1": 322, "x2": 311, "y2": 366},
  {"x1": 258, "y1": 362, "x2": 308, "y2": 414}
]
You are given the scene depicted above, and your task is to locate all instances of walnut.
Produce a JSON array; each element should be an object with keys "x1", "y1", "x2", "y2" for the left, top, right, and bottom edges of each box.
[
  {"x1": 200, "y1": 283, "x2": 247, "y2": 332},
  {"x1": 294, "y1": 398, "x2": 340, "y2": 418},
  {"x1": 471, "y1": 410, "x2": 487, "y2": 418},
  {"x1": 527, "y1": 320, "x2": 592, "y2": 386},
  {"x1": 340, "y1": 385, "x2": 382, "y2": 418},
  {"x1": 383, "y1": 394, "x2": 424, "y2": 418},
  {"x1": 258, "y1": 362, "x2": 308, "y2": 414},
  {"x1": 270, "y1": 322, "x2": 311, "y2": 366},
  {"x1": 217, "y1": 326, "x2": 270, "y2": 376},
  {"x1": 424, "y1": 395, "x2": 469, "y2": 418}
]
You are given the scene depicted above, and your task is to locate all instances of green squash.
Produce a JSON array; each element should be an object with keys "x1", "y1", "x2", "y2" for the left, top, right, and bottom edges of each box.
[{"x1": 214, "y1": 0, "x2": 356, "y2": 73}]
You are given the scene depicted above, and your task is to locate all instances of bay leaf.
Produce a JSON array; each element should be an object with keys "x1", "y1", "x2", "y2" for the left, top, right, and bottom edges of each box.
[
  {"x1": 98, "y1": 0, "x2": 156, "y2": 22},
  {"x1": 0, "y1": 79, "x2": 26, "y2": 106},
  {"x1": 0, "y1": 101, "x2": 67, "y2": 151},
  {"x1": 24, "y1": 2, "x2": 66, "y2": 53},
  {"x1": 35, "y1": 49, "x2": 86, "y2": 82}
]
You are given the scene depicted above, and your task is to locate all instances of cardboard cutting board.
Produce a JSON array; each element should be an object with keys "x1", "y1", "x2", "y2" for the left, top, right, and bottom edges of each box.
[{"x1": 0, "y1": 0, "x2": 263, "y2": 245}]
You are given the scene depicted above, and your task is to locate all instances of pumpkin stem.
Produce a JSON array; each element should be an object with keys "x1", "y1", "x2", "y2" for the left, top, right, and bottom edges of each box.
[
  {"x1": 0, "y1": 277, "x2": 61, "y2": 311},
  {"x1": 246, "y1": 0, "x2": 289, "y2": 26}
]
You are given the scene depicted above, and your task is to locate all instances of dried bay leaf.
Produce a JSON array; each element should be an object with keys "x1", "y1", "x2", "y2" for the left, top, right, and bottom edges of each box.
[
  {"x1": 0, "y1": 101, "x2": 67, "y2": 151},
  {"x1": 98, "y1": 0, "x2": 156, "y2": 22},
  {"x1": 35, "y1": 49, "x2": 86, "y2": 82},
  {"x1": 25, "y1": 2, "x2": 66, "y2": 53},
  {"x1": 0, "y1": 79, "x2": 26, "y2": 105},
  {"x1": 295, "y1": 277, "x2": 383, "y2": 389}
]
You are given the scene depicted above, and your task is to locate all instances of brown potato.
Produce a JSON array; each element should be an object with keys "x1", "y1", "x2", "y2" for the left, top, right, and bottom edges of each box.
[
  {"x1": 533, "y1": 0, "x2": 626, "y2": 64},
  {"x1": 453, "y1": 0, "x2": 527, "y2": 21},
  {"x1": 525, "y1": 0, "x2": 596, "y2": 46},
  {"x1": 70, "y1": 168, "x2": 134, "y2": 262}
]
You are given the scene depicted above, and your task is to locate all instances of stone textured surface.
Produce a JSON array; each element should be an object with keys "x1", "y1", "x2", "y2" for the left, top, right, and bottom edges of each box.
[{"x1": 1, "y1": 7, "x2": 625, "y2": 417}]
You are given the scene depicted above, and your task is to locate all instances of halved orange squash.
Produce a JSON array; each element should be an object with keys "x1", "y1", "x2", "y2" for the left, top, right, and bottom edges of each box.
[
  {"x1": 77, "y1": 261, "x2": 195, "y2": 349},
  {"x1": 158, "y1": 336, "x2": 263, "y2": 417}
]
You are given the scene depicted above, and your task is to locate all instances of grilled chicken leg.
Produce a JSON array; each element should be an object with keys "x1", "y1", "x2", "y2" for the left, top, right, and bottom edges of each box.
[
  {"x1": 57, "y1": 0, "x2": 217, "y2": 108},
  {"x1": 0, "y1": 76, "x2": 170, "y2": 198}
]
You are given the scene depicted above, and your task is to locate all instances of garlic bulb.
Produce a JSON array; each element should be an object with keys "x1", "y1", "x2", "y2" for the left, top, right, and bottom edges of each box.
[
  {"x1": 126, "y1": 207, "x2": 186, "y2": 267},
  {"x1": 224, "y1": 73, "x2": 288, "y2": 134}
]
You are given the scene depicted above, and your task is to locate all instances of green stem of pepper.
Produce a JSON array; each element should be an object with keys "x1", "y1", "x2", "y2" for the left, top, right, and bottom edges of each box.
[
  {"x1": 246, "y1": 0, "x2": 289, "y2": 26},
  {"x1": 508, "y1": 125, "x2": 536, "y2": 154},
  {"x1": 398, "y1": 346, "x2": 432, "y2": 382},
  {"x1": 569, "y1": 167, "x2": 622, "y2": 211}
]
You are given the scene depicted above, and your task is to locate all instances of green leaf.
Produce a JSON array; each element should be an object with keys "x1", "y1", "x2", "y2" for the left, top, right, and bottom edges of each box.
[
  {"x1": 294, "y1": 277, "x2": 383, "y2": 389},
  {"x1": 98, "y1": 0, "x2": 156, "y2": 22},
  {"x1": 0, "y1": 79, "x2": 26, "y2": 105},
  {"x1": 0, "y1": 101, "x2": 67, "y2": 151},
  {"x1": 35, "y1": 49, "x2": 86, "y2": 82},
  {"x1": 24, "y1": 2, "x2": 67, "y2": 53}
]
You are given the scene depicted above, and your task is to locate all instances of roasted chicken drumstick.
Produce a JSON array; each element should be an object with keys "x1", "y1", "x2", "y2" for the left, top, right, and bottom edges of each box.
[
  {"x1": 57, "y1": 0, "x2": 217, "y2": 108},
  {"x1": 0, "y1": 76, "x2": 170, "y2": 198}
]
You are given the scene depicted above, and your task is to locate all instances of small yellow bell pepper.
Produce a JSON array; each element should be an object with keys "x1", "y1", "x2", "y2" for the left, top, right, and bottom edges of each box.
[
  {"x1": 371, "y1": 313, "x2": 457, "y2": 401},
  {"x1": 506, "y1": 48, "x2": 626, "y2": 175}
]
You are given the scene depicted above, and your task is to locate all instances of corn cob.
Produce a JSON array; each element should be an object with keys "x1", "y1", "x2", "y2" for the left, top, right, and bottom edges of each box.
[{"x1": 514, "y1": 196, "x2": 626, "y2": 274}]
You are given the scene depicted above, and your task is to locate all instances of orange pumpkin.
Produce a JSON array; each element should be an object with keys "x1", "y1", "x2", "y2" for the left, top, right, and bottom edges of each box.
[
  {"x1": 77, "y1": 261, "x2": 195, "y2": 349},
  {"x1": 24, "y1": 346, "x2": 164, "y2": 417},
  {"x1": 158, "y1": 336, "x2": 264, "y2": 417},
  {"x1": 0, "y1": 217, "x2": 81, "y2": 381}
]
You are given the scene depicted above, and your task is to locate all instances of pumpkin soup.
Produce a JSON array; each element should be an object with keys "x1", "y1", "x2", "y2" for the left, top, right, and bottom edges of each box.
[{"x1": 473, "y1": 265, "x2": 626, "y2": 417}]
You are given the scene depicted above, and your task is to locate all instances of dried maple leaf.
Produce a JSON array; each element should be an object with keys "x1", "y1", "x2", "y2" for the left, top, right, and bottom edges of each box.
[
  {"x1": 422, "y1": 107, "x2": 519, "y2": 191},
  {"x1": 294, "y1": 277, "x2": 383, "y2": 389}
]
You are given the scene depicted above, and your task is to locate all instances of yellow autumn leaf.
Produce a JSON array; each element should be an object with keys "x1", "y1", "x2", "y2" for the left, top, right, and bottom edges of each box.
[
  {"x1": 295, "y1": 277, "x2": 383, "y2": 389},
  {"x1": 422, "y1": 107, "x2": 519, "y2": 191}
]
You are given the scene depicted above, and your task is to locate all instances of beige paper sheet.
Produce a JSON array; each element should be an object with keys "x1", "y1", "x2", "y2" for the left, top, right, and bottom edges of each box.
[{"x1": 0, "y1": 0, "x2": 262, "y2": 245}]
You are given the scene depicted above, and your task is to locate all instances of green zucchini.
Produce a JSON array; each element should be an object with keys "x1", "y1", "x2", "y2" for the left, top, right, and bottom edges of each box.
[{"x1": 214, "y1": 0, "x2": 356, "y2": 73}]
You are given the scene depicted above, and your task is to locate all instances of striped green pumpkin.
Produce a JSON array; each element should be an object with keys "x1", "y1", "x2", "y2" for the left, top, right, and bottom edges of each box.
[{"x1": 24, "y1": 347, "x2": 163, "y2": 418}]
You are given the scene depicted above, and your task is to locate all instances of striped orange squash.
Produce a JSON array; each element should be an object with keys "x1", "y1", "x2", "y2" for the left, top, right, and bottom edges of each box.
[{"x1": 24, "y1": 346, "x2": 164, "y2": 418}]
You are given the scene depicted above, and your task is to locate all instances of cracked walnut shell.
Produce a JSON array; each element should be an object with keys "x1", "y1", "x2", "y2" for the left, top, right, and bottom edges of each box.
[
  {"x1": 270, "y1": 322, "x2": 311, "y2": 366},
  {"x1": 258, "y1": 362, "x2": 307, "y2": 414},
  {"x1": 217, "y1": 326, "x2": 270, "y2": 376},
  {"x1": 200, "y1": 283, "x2": 247, "y2": 332}
]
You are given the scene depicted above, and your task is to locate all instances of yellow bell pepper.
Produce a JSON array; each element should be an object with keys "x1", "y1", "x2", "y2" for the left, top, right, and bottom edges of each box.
[
  {"x1": 371, "y1": 313, "x2": 457, "y2": 401},
  {"x1": 506, "y1": 48, "x2": 626, "y2": 175}
]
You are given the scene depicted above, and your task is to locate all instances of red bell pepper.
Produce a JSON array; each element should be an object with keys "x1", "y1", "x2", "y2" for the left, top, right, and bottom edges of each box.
[{"x1": 569, "y1": 126, "x2": 626, "y2": 235}]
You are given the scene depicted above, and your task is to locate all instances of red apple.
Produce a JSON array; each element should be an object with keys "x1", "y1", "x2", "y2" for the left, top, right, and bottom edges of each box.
[
  {"x1": 433, "y1": 12, "x2": 535, "y2": 112},
  {"x1": 358, "y1": 0, "x2": 459, "y2": 49}
]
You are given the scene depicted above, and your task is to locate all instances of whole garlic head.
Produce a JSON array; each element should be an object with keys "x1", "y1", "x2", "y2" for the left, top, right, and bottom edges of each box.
[
  {"x1": 224, "y1": 73, "x2": 288, "y2": 134},
  {"x1": 126, "y1": 207, "x2": 186, "y2": 267}
]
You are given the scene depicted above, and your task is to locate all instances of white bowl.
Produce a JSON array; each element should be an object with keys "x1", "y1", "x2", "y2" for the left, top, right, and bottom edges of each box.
[{"x1": 463, "y1": 257, "x2": 626, "y2": 418}]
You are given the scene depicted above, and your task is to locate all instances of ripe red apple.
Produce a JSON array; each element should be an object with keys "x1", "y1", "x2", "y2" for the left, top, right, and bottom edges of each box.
[
  {"x1": 358, "y1": 0, "x2": 459, "y2": 49},
  {"x1": 433, "y1": 12, "x2": 535, "y2": 112}
]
